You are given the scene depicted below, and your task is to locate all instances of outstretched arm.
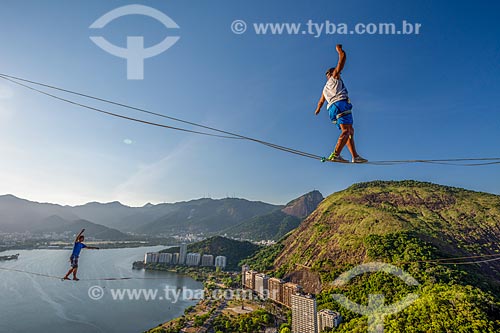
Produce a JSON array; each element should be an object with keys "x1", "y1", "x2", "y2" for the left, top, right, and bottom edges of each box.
[
  {"x1": 74, "y1": 229, "x2": 85, "y2": 243},
  {"x1": 332, "y1": 44, "x2": 346, "y2": 79},
  {"x1": 315, "y1": 94, "x2": 326, "y2": 115},
  {"x1": 86, "y1": 246, "x2": 100, "y2": 250}
]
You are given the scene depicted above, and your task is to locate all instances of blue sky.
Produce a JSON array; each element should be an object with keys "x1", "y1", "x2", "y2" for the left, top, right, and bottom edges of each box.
[{"x1": 0, "y1": 0, "x2": 499, "y2": 206}]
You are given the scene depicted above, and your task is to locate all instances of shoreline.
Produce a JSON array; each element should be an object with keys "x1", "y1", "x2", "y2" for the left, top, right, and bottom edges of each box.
[
  {"x1": 0, "y1": 246, "x2": 202, "y2": 333},
  {"x1": 140, "y1": 263, "x2": 288, "y2": 333},
  {"x1": 139, "y1": 263, "x2": 229, "y2": 332}
]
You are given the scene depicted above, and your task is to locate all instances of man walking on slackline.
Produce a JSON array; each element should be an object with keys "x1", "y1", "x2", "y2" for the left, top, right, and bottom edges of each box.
[{"x1": 315, "y1": 44, "x2": 367, "y2": 163}]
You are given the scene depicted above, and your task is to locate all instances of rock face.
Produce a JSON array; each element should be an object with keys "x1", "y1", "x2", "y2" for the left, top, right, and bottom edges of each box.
[
  {"x1": 281, "y1": 190, "x2": 324, "y2": 218},
  {"x1": 224, "y1": 191, "x2": 324, "y2": 241}
]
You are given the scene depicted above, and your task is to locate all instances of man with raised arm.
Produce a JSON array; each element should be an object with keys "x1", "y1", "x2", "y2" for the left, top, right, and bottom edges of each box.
[
  {"x1": 62, "y1": 228, "x2": 99, "y2": 281},
  {"x1": 315, "y1": 44, "x2": 367, "y2": 163}
]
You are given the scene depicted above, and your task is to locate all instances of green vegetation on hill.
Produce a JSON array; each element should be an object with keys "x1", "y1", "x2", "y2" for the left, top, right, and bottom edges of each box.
[
  {"x1": 225, "y1": 210, "x2": 301, "y2": 241},
  {"x1": 316, "y1": 231, "x2": 500, "y2": 332},
  {"x1": 275, "y1": 180, "x2": 500, "y2": 281},
  {"x1": 224, "y1": 191, "x2": 323, "y2": 241},
  {"x1": 240, "y1": 242, "x2": 285, "y2": 274},
  {"x1": 162, "y1": 236, "x2": 261, "y2": 270},
  {"x1": 136, "y1": 199, "x2": 279, "y2": 234},
  {"x1": 250, "y1": 181, "x2": 500, "y2": 331}
]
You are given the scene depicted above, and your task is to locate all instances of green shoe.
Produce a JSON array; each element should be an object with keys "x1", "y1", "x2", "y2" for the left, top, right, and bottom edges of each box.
[{"x1": 328, "y1": 153, "x2": 349, "y2": 163}]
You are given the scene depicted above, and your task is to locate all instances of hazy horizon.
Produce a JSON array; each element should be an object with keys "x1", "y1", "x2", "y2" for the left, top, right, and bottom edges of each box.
[{"x1": 1, "y1": 178, "x2": 499, "y2": 208}]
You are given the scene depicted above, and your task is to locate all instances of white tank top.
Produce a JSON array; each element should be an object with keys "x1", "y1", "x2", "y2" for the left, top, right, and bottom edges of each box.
[{"x1": 323, "y1": 77, "x2": 349, "y2": 109}]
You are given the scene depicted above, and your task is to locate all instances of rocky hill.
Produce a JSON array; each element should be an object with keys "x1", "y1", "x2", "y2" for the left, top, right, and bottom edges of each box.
[
  {"x1": 281, "y1": 190, "x2": 324, "y2": 218},
  {"x1": 246, "y1": 181, "x2": 500, "y2": 332},
  {"x1": 274, "y1": 181, "x2": 500, "y2": 281},
  {"x1": 224, "y1": 191, "x2": 323, "y2": 241},
  {"x1": 224, "y1": 210, "x2": 301, "y2": 241}
]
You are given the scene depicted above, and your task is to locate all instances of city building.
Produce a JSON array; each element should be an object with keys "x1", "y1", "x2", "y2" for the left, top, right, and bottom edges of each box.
[
  {"x1": 317, "y1": 309, "x2": 342, "y2": 332},
  {"x1": 158, "y1": 253, "x2": 172, "y2": 264},
  {"x1": 291, "y1": 294, "x2": 317, "y2": 333},
  {"x1": 164, "y1": 253, "x2": 173, "y2": 264},
  {"x1": 179, "y1": 243, "x2": 187, "y2": 265},
  {"x1": 244, "y1": 270, "x2": 258, "y2": 290},
  {"x1": 172, "y1": 253, "x2": 179, "y2": 265},
  {"x1": 254, "y1": 273, "x2": 270, "y2": 297},
  {"x1": 241, "y1": 264, "x2": 250, "y2": 287},
  {"x1": 215, "y1": 256, "x2": 227, "y2": 269},
  {"x1": 147, "y1": 252, "x2": 159, "y2": 264},
  {"x1": 144, "y1": 250, "x2": 227, "y2": 269},
  {"x1": 283, "y1": 282, "x2": 302, "y2": 308},
  {"x1": 268, "y1": 277, "x2": 284, "y2": 304},
  {"x1": 201, "y1": 254, "x2": 214, "y2": 267},
  {"x1": 186, "y1": 252, "x2": 201, "y2": 266}
]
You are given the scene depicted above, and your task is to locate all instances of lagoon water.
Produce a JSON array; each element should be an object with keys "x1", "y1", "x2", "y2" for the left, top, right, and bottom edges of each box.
[{"x1": 0, "y1": 246, "x2": 202, "y2": 333}]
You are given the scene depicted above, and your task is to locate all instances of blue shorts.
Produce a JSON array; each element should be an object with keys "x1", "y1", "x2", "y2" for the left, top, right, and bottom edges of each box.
[
  {"x1": 70, "y1": 255, "x2": 79, "y2": 268},
  {"x1": 328, "y1": 99, "x2": 353, "y2": 129}
]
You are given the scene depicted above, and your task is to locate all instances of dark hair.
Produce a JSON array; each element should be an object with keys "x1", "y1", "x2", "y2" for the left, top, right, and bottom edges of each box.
[
  {"x1": 326, "y1": 67, "x2": 335, "y2": 75},
  {"x1": 79, "y1": 235, "x2": 85, "y2": 241}
]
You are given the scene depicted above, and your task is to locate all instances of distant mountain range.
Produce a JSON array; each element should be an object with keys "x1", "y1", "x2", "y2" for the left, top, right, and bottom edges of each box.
[
  {"x1": 0, "y1": 191, "x2": 324, "y2": 240},
  {"x1": 134, "y1": 198, "x2": 279, "y2": 235},
  {"x1": 35, "y1": 217, "x2": 131, "y2": 241}
]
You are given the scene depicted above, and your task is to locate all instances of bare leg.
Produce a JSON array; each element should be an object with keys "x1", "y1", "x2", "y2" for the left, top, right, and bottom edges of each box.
[
  {"x1": 344, "y1": 125, "x2": 359, "y2": 158},
  {"x1": 72, "y1": 268, "x2": 78, "y2": 280},
  {"x1": 63, "y1": 268, "x2": 74, "y2": 279},
  {"x1": 335, "y1": 124, "x2": 356, "y2": 156}
]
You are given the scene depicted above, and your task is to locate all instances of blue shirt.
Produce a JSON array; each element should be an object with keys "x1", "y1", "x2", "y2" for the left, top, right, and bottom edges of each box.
[{"x1": 71, "y1": 242, "x2": 87, "y2": 257}]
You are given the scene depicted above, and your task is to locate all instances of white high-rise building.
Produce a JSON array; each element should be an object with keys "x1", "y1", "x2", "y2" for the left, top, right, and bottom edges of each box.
[
  {"x1": 186, "y1": 253, "x2": 201, "y2": 266},
  {"x1": 291, "y1": 294, "x2": 317, "y2": 333},
  {"x1": 164, "y1": 253, "x2": 173, "y2": 264},
  {"x1": 179, "y1": 243, "x2": 187, "y2": 265},
  {"x1": 146, "y1": 252, "x2": 159, "y2": 264},
  {"x1": 158, "y1": 253, "x2": 172, "y2": 264},
  {"x1": 215, "y1": 256, "x2": 227, "y2": 269},
  {"x1": 172, "y1": 253, "x2": 179, "y2": 265},
  {"x1": 201, "y1": 254, "x2": 214, "y2": 266},
  {"x1": 254, "y1": 273, "x2": 269, "y2": 297}
]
